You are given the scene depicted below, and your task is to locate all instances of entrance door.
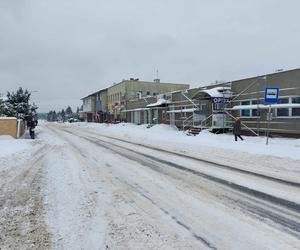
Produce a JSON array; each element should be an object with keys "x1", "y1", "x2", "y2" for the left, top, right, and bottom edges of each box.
[{"x1": 212, "y1": 113, "x2": 226, "y2": 128}]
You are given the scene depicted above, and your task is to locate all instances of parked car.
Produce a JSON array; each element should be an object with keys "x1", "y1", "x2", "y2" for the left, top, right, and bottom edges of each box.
[{"x1": 68, "y1": 118, "x2": 80, "y2": 123}]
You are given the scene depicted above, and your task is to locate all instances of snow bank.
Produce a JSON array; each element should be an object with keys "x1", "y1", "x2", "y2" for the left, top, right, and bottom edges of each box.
[
  {"x1": 64, "y1": 122, "x2": 300, "y2": 160},
  {"x1": 0, "y1": 136, "x2": 32, "y2": 158},
  {"x1": 0, "y1": 135, "x2": 15, "y2": 140}
]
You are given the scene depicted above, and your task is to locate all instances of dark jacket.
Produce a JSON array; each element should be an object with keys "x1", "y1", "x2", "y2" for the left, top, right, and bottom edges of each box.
[
  {"x1": 27, "y1": 120, "x2": 36, "y2": 129},
  {"x1": 233, "y1": 120, "x2": 241, "y2": 135}
]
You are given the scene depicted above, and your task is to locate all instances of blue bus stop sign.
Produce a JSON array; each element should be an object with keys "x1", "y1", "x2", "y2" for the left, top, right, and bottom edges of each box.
[{"x1": 264, "y1": 88, "x2": 279, "y2": 103}]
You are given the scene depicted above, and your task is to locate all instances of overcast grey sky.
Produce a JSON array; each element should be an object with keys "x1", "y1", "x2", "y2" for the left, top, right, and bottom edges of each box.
[{"x1": 0, "y1": 0, "x2": 299, "y2": 112}]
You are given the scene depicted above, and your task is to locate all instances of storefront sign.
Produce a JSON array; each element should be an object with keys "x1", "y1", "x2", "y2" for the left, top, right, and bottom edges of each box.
[{"x1": 212, "y1": 97, "x2": 230, "y2": 104}]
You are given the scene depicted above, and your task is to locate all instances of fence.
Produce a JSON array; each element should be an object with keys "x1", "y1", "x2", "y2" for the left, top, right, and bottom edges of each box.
[{"x1": 0, "y1": 117, "x2": 26, "y2": 138}]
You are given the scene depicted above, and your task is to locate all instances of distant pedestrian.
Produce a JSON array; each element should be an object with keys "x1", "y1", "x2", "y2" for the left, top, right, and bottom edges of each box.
[
  {"x1": 233, "y1": 118, "x2": 244, "y2": 141},
  {"x1": 26, "y1": 116, "x2": 36, "y2": 139}
]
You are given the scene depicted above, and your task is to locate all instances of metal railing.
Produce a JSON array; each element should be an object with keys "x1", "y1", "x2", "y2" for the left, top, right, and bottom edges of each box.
[
  {"x1": 200, "y1": 114, "x2": 213, "y2": 128},
  {"x1": 182, "y1": 114, "x2": 194, "y2": 130}
]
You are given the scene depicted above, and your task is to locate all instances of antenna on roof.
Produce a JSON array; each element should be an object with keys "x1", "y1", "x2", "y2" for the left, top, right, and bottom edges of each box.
[{"x1": 154, "y1": 69, "x2": 160, "y2": 83}]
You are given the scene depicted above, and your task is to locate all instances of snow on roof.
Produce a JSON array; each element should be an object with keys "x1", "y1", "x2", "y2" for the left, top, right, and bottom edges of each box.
[
  {"x1": 200, "y1": 87, "x2": 232, "y2": 98},
  {"x1": 167, "y1": 108, "x2": 196, "y2": 113},
  {"x1": 146, "y1": 98, "x2": 171, "y2": 107},
  {"x1": 229, "y1": 103, "x2": 300, "y2": 110},
  {"x1": 81, "y1": 88, "x2": 108, "y2": 100},
  {"x1": 122, "y1": 108, "x2": 150, "y2": 112},
  {"x1": 0, "y1": 117, "x2": 17, "y2": 120}
]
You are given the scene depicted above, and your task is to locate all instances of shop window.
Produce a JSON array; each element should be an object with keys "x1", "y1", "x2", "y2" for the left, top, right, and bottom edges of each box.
[
  {"x1": 251, "y1": 100, "x2": 260, "y2": 117},
  {"x1": 240, "y1": 101, "x2": 250, "y2": 117},
  {"x1": 292, "y1": 97, "x2": 300, "y2": 116},
  {"x1": 277, "y1": 98, "x2": 289, "y2": 117},
  {"x1": 252, "y1": 109, "x2": 259, "y2": 117},
  {"x1": 292, "y1": 108, "x2": 300, "y2": 116}
]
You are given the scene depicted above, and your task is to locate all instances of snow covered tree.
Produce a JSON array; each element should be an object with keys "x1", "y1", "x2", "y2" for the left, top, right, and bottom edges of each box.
[
  {"x1": 29, "y1": 102, "x2": 38, "y2": 119},
  {"x1": 75, "y1": 106, "x2": 80, "y2": 119},
  {"x1": 47, "y1": 111, "x2": 52, "y2": 121},
  {"x1": 65, "y1": 106, "x2": 73, "y2": 118},
  {"x1": 4, "y1": 87, "x2": 38, "y2": 119},
  {"x1": 47, "y1": 110, "x2": 57, "y2": 121},
  {"x1": 61, "y1": 109, "x2": 66, "y2": 122},
  {"x1": 0, "y1": 98, "x2": 4, "y2": 116}
]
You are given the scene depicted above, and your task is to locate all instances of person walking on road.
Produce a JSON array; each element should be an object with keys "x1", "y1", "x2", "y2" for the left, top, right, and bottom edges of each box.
[{"x1": 233, "y1": 117, "x2": 244, "y2": 141}]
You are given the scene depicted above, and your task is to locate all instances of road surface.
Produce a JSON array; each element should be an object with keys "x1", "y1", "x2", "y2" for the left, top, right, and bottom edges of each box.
[{"x1": 1, "y1": 123, "x2": 300, "y2": 249}]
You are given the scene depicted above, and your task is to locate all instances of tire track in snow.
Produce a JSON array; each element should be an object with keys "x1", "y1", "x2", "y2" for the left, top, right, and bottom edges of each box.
[
  {"x1": 123, "y1": 180, "x2": 217, "y2": 250},
  {"x1": 65, "y1": 129, "x2": 300, "y2": 211},
  {"x1": 62, "y1": 126, "x2": 300, "y2": 188},
  {"x1": 0, "y1": 144, "x2": 52, "y2": 249},
  {"x1": 60, "y1": 128, "x2": 300, "y2": 238},
  {"x1": 47, "y1": 125, "x2": 209, "y2": 249}
]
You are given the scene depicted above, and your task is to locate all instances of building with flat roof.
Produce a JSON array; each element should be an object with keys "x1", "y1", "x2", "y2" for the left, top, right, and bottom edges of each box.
[
  {"x1": 80, "y1": 78, "x2": 189, "y2": 122},
  {"x1": 106, "y1": 78, "x2": 189, "y2": 120},
  {"x1": 125, "y1": 68, "x2": 300, "y2": 137}
]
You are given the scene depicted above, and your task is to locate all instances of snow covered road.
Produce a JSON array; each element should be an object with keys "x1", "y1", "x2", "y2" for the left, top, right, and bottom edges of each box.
[{"x1": 1, "y1": 122, "x2": 300, "y2": 249}]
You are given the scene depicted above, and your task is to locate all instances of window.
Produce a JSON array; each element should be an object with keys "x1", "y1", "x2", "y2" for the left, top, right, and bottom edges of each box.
[
  {"x1": 147, "y1": 91, "x2": 150, "y2": 96},
  {"x1": 292, "y1": 97, "x2": 300, "y2": 116},
  {"x1": 251, "y1": 100, "x2": 260, "y2": 117},
  {"x1": 292, "y1": 108, "x2": 300, "y2": 116},
  {"x1": 277, "y1": 98, "x2": 289, "y2": 117},
  {"x1": 240, "y1": 101, "x2": 250, "y2": 117},
  {"x1": 273, "y1": 96, "x2": 300, "y2": 117},
  {"x1": 239, "y1": 100, "x2": 261, "y2": 117}
]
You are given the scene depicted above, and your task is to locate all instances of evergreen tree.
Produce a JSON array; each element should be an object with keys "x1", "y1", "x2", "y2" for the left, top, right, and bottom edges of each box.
[
  {"x1": 52, "y1": 110, "x2": 57, "y2": 121},
  {"x1": 47, "y1": 110, "x2": 58, "y2": 122},
  {"x1": 65, "y1": 106, "x2": 73, "y2": 118},
  {"x1": 30, "y1": 102, "x2": 38, "y2": 119},
  {"x1": 4, "y1": 87, "x2": 38, "y2": 119},
  {"x1": 57, "y1": 111, "x2": 61, "y2": 121},
  {"x1": 47, "y1": 111, "x2": 52, "y2": 121},
  {"x1": 0, "y1": 98, "x2": 4, "y2": 116},
  {"x1": 61, "y1": 109, "x2": 66, "y2": 122},
  {"x1": 76, "y1": 106, "x2": 80, "y2": 119}
]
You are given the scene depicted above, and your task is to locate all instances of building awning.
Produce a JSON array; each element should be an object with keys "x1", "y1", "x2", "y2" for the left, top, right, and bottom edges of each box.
[
  {"x1": 167, "y1": 108, "x2": 197, "y2": 113},
  {"x1": 229, "y1": 103, "x2": 300, "y2": 110},
  {"x1": 146, "y1": 98, "x2": 171, "y2": 107},
  {"x1": 122, "y1": 108, "x2": 150, "y2": 112}
]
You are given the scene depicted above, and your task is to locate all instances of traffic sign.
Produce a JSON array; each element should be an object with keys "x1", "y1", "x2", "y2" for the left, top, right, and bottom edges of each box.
[{"x1": 264, "y1": 88, "x2": 279, "y2": 103}]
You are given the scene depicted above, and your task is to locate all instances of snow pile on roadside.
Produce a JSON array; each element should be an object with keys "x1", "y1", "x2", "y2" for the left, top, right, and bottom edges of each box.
[
  {"x1": 63, "y1": 122, "x2": 300, "y2": 160},
  {"x1": 0, "y1": 135, "x2": 15, "y2": 140},
  {"x1": 0, "y1": 135, "x2": 32, "y2": 158},
  {"x1": 193, "y1": 130, "x2": 300, "y2": 160}
]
